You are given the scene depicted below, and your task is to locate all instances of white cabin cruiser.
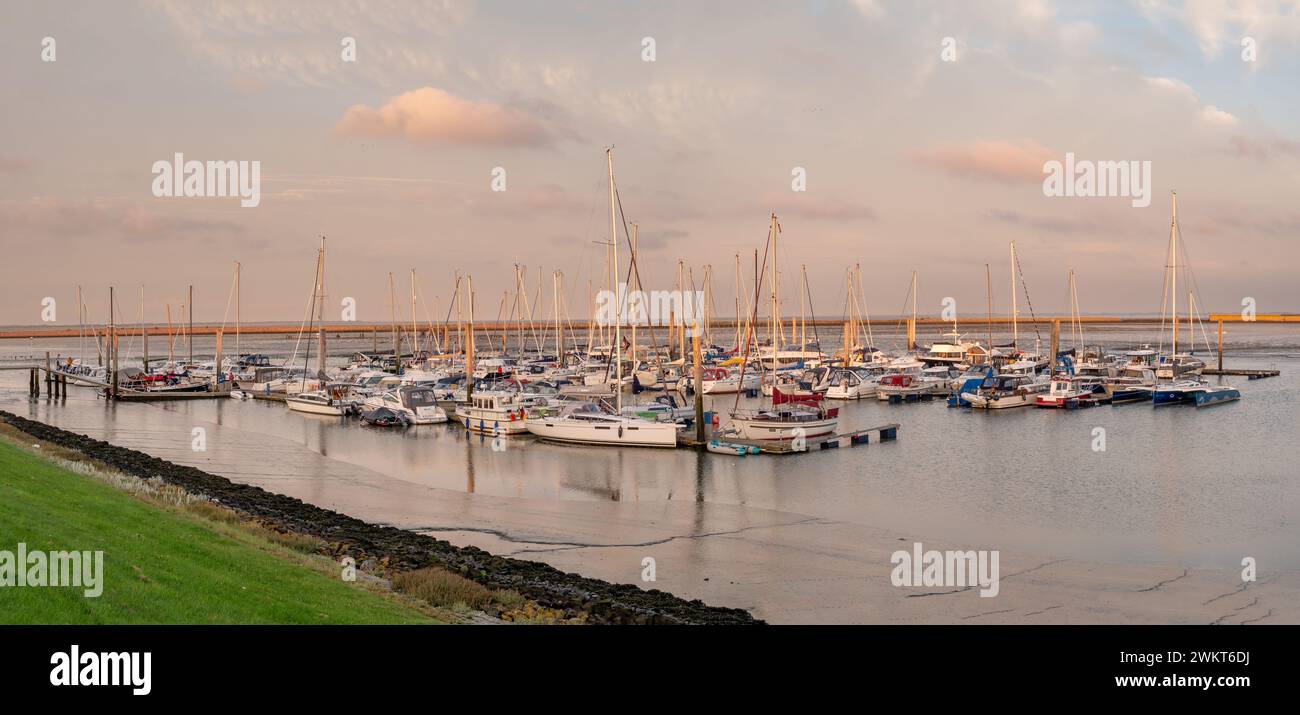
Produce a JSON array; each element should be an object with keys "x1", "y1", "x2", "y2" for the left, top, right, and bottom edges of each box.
[{"x1": 362, "y1": 385, "x2": 448, "y2": 424}]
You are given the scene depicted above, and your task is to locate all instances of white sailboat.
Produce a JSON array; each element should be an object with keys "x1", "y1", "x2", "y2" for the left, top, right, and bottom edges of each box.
[
  {"x1": 524, "y1": 148, "x2": 679, "y2": 448},
  {"x1": 726, "y1": 214, "x2": 840, "y2": 443}
]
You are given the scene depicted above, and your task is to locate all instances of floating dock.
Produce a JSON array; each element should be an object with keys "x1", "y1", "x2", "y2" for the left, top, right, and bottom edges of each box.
[
  {"x1": 1202, "y1": 368, "x2": 1279, "y2": 379},
  {"x1": 683, "y1": 423, "x2": 899, "y2": 454}
]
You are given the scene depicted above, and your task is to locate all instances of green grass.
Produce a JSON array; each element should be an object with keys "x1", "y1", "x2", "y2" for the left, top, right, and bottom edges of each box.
[{"x1": 0, "y1": 436, "x2": 440, "y2": 624}]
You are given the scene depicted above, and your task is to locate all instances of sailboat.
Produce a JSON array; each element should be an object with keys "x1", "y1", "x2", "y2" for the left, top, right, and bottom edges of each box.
[
  {"x1": 524, "y1": 148, "x2": 680, "y2": 448},
  {"x1": 286, "y1": 238, "x2": 360, "y2": 416},
  {"x1": 726, "y1": 214, "x2": 840, "y2": 443},
  {"x1": 1150, "y1": 192, "x2": 1233, "y2": 407}
]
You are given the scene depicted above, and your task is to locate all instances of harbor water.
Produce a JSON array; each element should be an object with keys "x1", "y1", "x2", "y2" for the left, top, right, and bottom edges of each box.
[{"x1": 2, "y1": 323, "x2": 1297, "y2": 621}]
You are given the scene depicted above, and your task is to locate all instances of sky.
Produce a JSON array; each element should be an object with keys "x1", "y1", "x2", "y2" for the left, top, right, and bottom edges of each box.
[{"x1": 1, "y1": 0, "x2": 1298, "y2": 327}]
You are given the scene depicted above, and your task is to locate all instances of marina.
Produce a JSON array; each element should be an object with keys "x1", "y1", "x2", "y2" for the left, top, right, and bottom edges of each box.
[{"x1": 7, "y1": 0, "x2": 1300, "y2": 701}]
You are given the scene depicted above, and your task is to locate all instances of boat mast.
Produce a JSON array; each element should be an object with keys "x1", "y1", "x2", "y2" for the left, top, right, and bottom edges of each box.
[
  {"x1": 315, "y1": 237, "x2": 326, "y2": 380},
  {"x1": 985, "y1": 264, "x2": 993, "y2": 358},
  {"x1": 734, "y1": 254, "x2": 741, "y2": 350},
  {"x1": 235, "y1": 261, "x2": 241, "y2": 359},
  {"x1": 466, "y1": 275, "x2": 475, "y2": 398},
  {"x1": 410, "y1": 269, "x2": 418, "y2": 358},
  {"x1": 630, "y1": 223, "x2": 638, "y2": 365},
  {"x1": 1010, "y1": 241, "x2": 1018, "y2": 348},
  {"x1": 1170, "y1": 191, "x2": 1178, "y2": 356},
  {"x1": 607, "y1": 147, "x2": 622, "y2": 413},
  {"x1": 77, "y1": 285, "x2": 84, "y2": 364},
  {"x1": 910, "y1": 270, "x2": 917, "y2": 352},
  {"x1": 769, "y1": 213, "x2": 779, "y2": 356},
  {"x1": 799, "y1": 265, "x2": 807, "y2": 355},
  {"x1": 140, "y1": 285, "x2": 147, "y2": 372}
]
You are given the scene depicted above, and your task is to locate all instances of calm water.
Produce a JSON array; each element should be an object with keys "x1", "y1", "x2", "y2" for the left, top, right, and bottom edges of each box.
[{"x1": 2, "y1": 324, "x2": 1297, "y2": 571}]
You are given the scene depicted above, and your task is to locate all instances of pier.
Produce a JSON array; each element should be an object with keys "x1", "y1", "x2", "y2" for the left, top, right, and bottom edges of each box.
[
  {"x1": 7, "y1": 314, "x2": 1299, "y2": 341},
  {"x1": 682, "y1": 423, "x2": 900, "y2": 454}
]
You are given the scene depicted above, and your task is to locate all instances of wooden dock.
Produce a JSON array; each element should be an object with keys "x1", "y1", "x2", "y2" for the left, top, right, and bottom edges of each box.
[
  {"x1": 113, "y1": 386, "x2": 232, "y2": 401},
  {"x1": 682, "y1": 423, "x2": 899, "y2": 454},
  {"x1": 1202, "y1": 368, "x2": 1280, "y2": 379}
]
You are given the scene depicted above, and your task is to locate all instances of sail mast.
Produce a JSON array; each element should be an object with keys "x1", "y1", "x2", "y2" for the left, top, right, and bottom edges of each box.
[
  {"x1": 315, "y1": 238, "x2": 326, "y2": 379},
  {"x1": 1010, "y1": 241, "x2": 1018, "y2": 348},
  {"x1": 607, "y1": 147, "x2": 622, "y2": 413},
  {"x1": 235, "y1": 261, "x2": 241, "y2": 358},
  {"x1": 1171, "y1": 191, "x2": 1178, "y2": 356}
]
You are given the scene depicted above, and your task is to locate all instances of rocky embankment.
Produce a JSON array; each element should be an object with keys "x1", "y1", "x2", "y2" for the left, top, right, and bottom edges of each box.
[{"x1": 0, "y1": 410, "x2": 759, "y2": 625}]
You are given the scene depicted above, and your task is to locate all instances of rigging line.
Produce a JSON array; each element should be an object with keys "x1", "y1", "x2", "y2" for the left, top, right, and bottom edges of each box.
[
  {"x1": 856, "y1": 264, "x2": 875, "y2": 348},
  {"x1": 614, "y1": 182, "x2": 670, "y2": 365},
  {"x1": 111, "y1": 292, "x2": 138, "y2": 359},
  {"x1": 413, "y1": 280, "x2": 443, "y2": 355},
  {"x1": 300, "y1": 249, "x2": 323, "y2": 390},
  {"x1": 731, "y1": 230, "x2": 772, "y2": 415},
  {"x1": 1175, "y1": 221, "x2": 1213, "y2": 352},
  {"x1": 1013, "y1": 248, "x2": 1043, "y2": 343},
  {"x1": 890, "y1": 274, "x2": 912, "y2": 352},
  {"x1": 219, "y1": 268, "x2": 238, "y2": 336},
  {"x1": 803, "y1": 269, "x2": 823, "y2": 361},
  {"x1": 287, "y1": 250, "x2": 320, "y2": 370}
]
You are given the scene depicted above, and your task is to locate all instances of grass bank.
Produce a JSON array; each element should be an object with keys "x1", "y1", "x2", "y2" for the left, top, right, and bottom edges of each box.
[{"x1": 0, "y1": 432, "x2": 441, "y2": 624}]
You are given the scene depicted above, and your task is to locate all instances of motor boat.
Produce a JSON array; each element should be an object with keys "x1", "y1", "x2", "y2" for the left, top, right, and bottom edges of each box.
[
  {"x1": 361, "y1": 385, "x2": 448, "y2": 424},
  {"x1": 962, "y1": 373, "x2": 1048, "y2": 409}
]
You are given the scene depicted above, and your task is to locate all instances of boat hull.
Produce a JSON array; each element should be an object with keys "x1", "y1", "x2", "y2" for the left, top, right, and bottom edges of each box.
[
  {"x1": 454, "y1": 407, "x2": 531, "y2": 434},
  {"x1": 524, "y1": 419, "x2": 678, "y2": 447},
  {"x1": 285, "y1": 399, "x2": 347, "y2": 416},
  {"x1": 727, "y1": 416, "x2": 838, "y2": 442},
  {"x1": 1193, "y1": 388, "x2": 1240, "y2": 407}
]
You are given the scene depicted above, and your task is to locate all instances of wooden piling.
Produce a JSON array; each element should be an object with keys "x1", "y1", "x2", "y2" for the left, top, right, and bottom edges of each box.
[
  {"x1": 1217, "y1": 320, "x2": 1224, "y2": 371},
  {"x1": 693, "y1": 323, "x2": 704, "y2": 444}
]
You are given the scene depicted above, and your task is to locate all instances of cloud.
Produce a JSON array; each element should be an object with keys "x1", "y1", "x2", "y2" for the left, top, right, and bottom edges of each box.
[
  {"x1": 148, "y1": 0, "x2": 471, "y2": 88},
  {"x1": 632, "y1": 229, "x2": 690, "y2": 251},
  {"x1": 0, "y1": 158, "x2": 32, "y2": 173},
  {"x1": 759, "y1": 193, "x2": 877, "y2": 221},
  {"x1": 336, "y1": 87, "x2": 553, "y2": 147},
  {"x1": 913, "y1": 140, "x2": 1056, "y2": 183},
  {"x1": 1142, "y1": 75, "x2": 1238, "y2": 126},
  {"x1": 1199, "y1": 105, "x2": 1239, "y2": 126},
  {"x1": 0, "y1": 198, "x2": 246, "y2": 243},
  {"x1": 1138, "y1": 0, "x2": 1300, "y2": 61},
  {"x1": 1227, "y1": 133, "x2": 1300, "y2": 161},
  {"x1": 987, "y1": 208, "x2": 1102, "y2": 234}
]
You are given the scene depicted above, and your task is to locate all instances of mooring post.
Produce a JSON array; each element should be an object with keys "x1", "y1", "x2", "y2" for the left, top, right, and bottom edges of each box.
[
  {"x1": 30, "y1": 367, "x2": 38, "y2": 397},
  {"x1": 1217, "y1": 320, "x2": 1224, "y2": 371},
  {"x1": 44, "y1": 351, "x2": 51, "y2": 394},
  {"x1": 693, "y1": 323, "x2": 705, "y2": 445}
]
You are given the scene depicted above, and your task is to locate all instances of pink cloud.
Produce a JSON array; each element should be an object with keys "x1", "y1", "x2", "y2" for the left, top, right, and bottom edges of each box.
[
  {"x1": 335, "y1": 87, "x2": 552, "y2": 147},
  {"x1": 913, "y1": 140, "x2": 1056, "y2": 183}
]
